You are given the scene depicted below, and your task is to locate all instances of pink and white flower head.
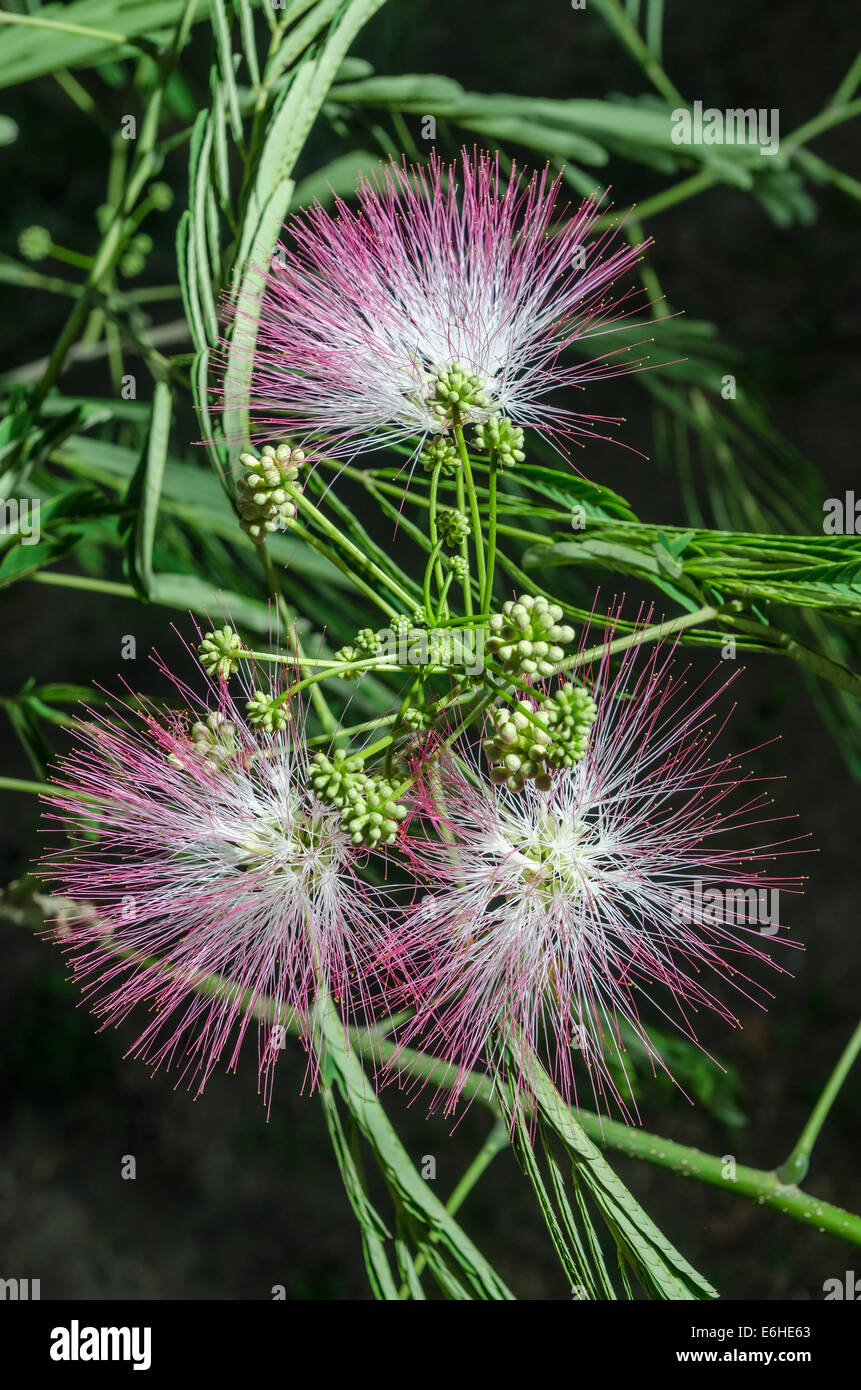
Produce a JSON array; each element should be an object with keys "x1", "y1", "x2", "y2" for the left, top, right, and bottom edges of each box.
[
  {"x1": 227, "y1": 149, "x2": 649, "y2": 462},
  {"x1": 39, "y1": 645, "x2": 397, "y2": 1105},
  {"x1": 398, "y1": 618, "x2": 806, "y2": 1121}
]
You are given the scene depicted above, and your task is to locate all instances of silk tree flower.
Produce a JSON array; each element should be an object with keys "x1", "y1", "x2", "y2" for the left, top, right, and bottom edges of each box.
[
  {"x1": 39, "y1": 654, "x2": 399, "y2": 1105},
  {"x1": 227, "y1": 149, "x2": 649, "y2": 462},
  {"x1": 396, "y1": 624, "x2": 805, "y2": 1121}
]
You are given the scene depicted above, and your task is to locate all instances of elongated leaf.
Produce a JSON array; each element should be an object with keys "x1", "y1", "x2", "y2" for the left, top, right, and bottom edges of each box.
[
  {"x1": 0, "y1": 0, "x2": 213, "y2": 90},
  {"x1": 132, "y1": 381, "x2": 172, "y2": 597}
]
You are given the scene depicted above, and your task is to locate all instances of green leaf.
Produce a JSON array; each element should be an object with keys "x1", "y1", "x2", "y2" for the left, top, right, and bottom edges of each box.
[
  {"x1": 210, "y1": 0, "x2": 243, "y2": 142},
  {"x1": 0, "y1": 0, "x2": 214, "y2": 90},
  {"x1": 126, "y1": 382, "x2": 172, "y2": 598},
  {"x1": 292, "y1": 150, "x2": 382, "y2": 207}
]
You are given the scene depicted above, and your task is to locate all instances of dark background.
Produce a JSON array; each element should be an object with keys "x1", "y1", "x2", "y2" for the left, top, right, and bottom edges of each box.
[{"x1": 1, "y1": 0, "x2": 859, "y2": 1299}]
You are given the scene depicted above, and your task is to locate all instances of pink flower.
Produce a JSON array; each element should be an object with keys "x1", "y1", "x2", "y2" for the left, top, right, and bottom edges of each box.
[
  {"x1": 40, "y1": 653, "x2": 398, "y2": 1104},
  {"x1": 226, "y1": 149, "x2": 649, "y2": 461},
  {"x1": 396, "y1": 622, "x2": 806, "y2": 1120}
]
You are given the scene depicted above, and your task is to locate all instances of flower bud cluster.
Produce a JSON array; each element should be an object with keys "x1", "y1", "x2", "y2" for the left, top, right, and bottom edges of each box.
[
  {"x1": 237, "y1": 444, "x2": 304, "y2": 542},
  {"x1": 309, "y1": 750, "x2": 407, "y2": 847},
  {"x1": 198, "y1": 626, "x2": 244, "y2": 681},
  {"x1": 483, "y1": 683, "x2": 597, "y2": 792},
  {"x1": 488, "y1": 595, "x2": 575, "y2": 678},
  {"x1": 473, "y1": 414, "x2": 525, "y2": 468}
]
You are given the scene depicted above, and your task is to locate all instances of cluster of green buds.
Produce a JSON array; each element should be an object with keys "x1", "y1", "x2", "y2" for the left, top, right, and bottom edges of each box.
[
  {"x1": 170, "y1": 712, "x2": 238, "y2": 770},
  {"x1": 401, "y1": 701, "x2": 437, "y2": 733},
  {"x1": 473, "y1": 414, "x2": 526, "y2": 469},
  {"x1": 198, "y1": 625, "x2": 244, "y2": 681},
  {"x1": 484, "y1": 698, "x2": 553, "y2": 791},
  {"x1": 246, "y1": 689, "x2": 290, "y2": 733},
  {"x1": 488, "y1": 594, "x2": 575, "y2": 679},
  {"x1": 483, "y1": 682, "x2": 597, "y2": 792},
  {"x1": 428, "y1": 362, "x2": 492, "y2": 427},
  {"x1": 436, "y1": 508, "x2": 471, "y2": 547},
  {"x1": 540, "y1": 682, "x2": 598, "y2": 770},
  {"x1": 309, "y1": 750, "x2": 407, "y2": 847},
  {"x1": 334, "y1": 627, "x2": 380, "y2": 678},
  {"x1": 419, "y1": 436, "x2": 460, "y2": 476},
  {"x1": 18, "y1": 225, "x2": 53, "y2": 262},
  {"x1": 237, "y1": 444, "x2": 304, "y2": 542},
  {"x1": 124, "y1": 236, "x2": 154, "y2": 278}
]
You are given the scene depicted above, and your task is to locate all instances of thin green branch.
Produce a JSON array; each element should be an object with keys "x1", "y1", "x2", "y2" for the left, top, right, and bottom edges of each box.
[{"x1": 777, "y1": 1019, "x2": 861, "y2": 1185}]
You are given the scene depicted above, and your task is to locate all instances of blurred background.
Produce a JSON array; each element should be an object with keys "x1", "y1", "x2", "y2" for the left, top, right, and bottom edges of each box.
[{"x1": 0, "y1": 0, "x2": 859, "y2": 1299}]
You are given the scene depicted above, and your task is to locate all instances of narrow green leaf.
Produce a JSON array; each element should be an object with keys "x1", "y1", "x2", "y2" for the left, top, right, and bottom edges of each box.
[{"x1": 132, "y1": 381, "x2": 172, "y2": 597}]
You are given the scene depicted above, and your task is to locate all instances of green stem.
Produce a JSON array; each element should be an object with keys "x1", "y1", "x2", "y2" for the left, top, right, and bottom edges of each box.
[
  {"x1": 284, "y1": 483, "x2": 414, "y2": 612},
  {"x1": 562, "y1": 604, "x2": 720, "y2": 673},
  {"x1": 481, "y1": 451, "x2": 499, "y2": 613},
  {"x1": 595, "y1": 171, "x2": 718, "y2": 231},
  {"x1": 446, "y1": 1117, "x2": 509, "y2": 1219},
  {"x1": 309, "y1": 988, "x2": 514, "y2": 1300},
  {"x1": 589, "y1": 0, "x2": 684, "y2": 105},
  {"x1": 0, "y1": 10, "x2": 130, "y2": 43},
  {"x1": 776, "y1": 1019, "x2": 861, "y2": 1185},
  {"x1": 258, "y1": 543, "x2": 336, "y2": 736},
  {"x1": 455, "y1": 466, "x2": 472, "y2": 617},
  {"x1": 7, "y1": 0, "x2": 198, "y2": 432},
  {"x1": 427, "y1": 459, "x2": 447, "y2": 615},
  {"x1": 794, "y1": 149, "x2": 861, "y2": 202},
  {"x1": 728, "y1": 613, "x2": 861, "y2": 699},
  {"x1": 285, "y1": 520, "x2": 398, "y2": 618},
  {"x1": 422, "y1": 541, "x2": 444, "y2": 624},
  {"x1": 783, "y1": 97, "x2": 861, "y2": 151},
  {"x1": 357, "y1": 1034, "x2": 861, "y2": 1249},
  {"x1": 404, "y1": 1117, "x2": 508, "y2": 1291},
  {"x1": 32, "y1": 572, "x2": 136, "y2": 598},
  {"x1": 11, "y1": 885, "x2": 861, "y2": 1253},
  {"x1": 832, "y1": 48, "x2": 861, "y2": 104},
  {"x1": 453, "y1": 423, "x2": 486, "y2": 601}
]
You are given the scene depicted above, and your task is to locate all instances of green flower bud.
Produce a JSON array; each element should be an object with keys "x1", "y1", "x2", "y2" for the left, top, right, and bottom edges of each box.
[
  {"x1": 488, "y1": 594, "x2": 575, "y2": 678},
  {"x1": 246, "y1": 690, "x2": 289, "y2": 733},
  {"x1": 237, "y1": 443, "x2": 304, "y2": 542},
  {"x1": 390, "y1": 614, "x2": 414, "y2": 641},
  {"x1": 429, "y1": 361, "x2": 492, "y2": 425},
  {"x1": 402, "y1": 702, "x2": 435, "y2": 732},
  {"x1": 187, "y1": 712, "x2": 238, "y2": 767},
  {"x1": 473, "y1": 414, "x2": 526, "y2": 468},
  {"x1": 483, "y1": 698, "x2": 553, "y2": 792},
  {"x1": 542, "y1": 682, "x2": 597, "y2": 769},
  {"x1": 419, "y1": 436, "x2": 460, "y2": 475},
  {"x1": 482, "y1": 680, "x2": 596, "y2": 792},
  {"x1": 309, "y1": 751, "x2": 406, "y2": 846},
  {"x1": 198, "y1": 625, "x2": 244, "y2": 681},
  {"x1": 340, "y1": 775, "x2": 407, "y2": 848},
  {"x1": 437, "y1": 508, "x2": 471, "y2": 547},
  {"x1": 354, "y1": 627, "x2": 380, "y2": 657},
  {"x1": 309, "y1": 750, "x2": 366, "y2": 809},
  {"x1": 120, "y1": 250, "x2": 145, "y2": 278},
  {"x1": 19, "y1": 225, "x2": 52, "y2": 262},
  {"x1": 149, "y1": 181, "x2": 173, "y2": 211}
]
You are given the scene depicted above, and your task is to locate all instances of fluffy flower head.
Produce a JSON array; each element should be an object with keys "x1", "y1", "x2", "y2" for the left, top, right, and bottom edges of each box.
[
  {"x1": 228, "y1": 150, "x2": 649, "y2": 461},
  {"x1": 40, "y1": 649, "x2": 396, "y2": 1103},
  {"x1": 398, "y1": 619, "x2": 805, "y2": 1119}
]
